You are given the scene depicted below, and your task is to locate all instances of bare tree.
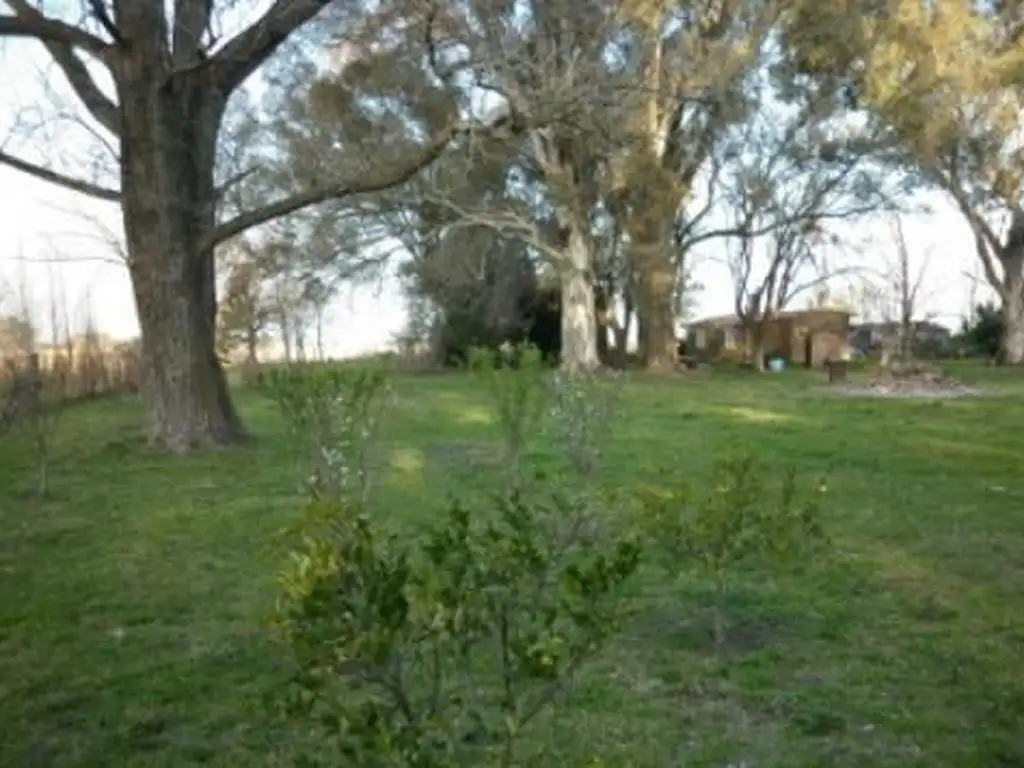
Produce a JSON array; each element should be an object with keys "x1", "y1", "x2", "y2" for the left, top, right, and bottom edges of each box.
[
  {"x1": 0, "y1": 1, "x2": 476, "y2": 450},
  {"x1": 883, "y1": 214, "x2": 933, "y2": 363},
  {"x1": 728, "y1": 222, "x2": 839, "y2": 370},
  {"x1": 0, "y1": 266, "x2": 67, "y2": 497},
  {"x1": 721, "y1": 106, "x2": 885, "y2": 370},
  {"x1": 852, "y1": 215, "x2": 934, "y2": 364}
]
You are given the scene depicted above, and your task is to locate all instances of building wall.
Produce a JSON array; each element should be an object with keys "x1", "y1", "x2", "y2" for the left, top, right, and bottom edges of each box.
[
  {"x1": 690, "y1": 310, "x2": 851, "y2": 367},
  {"x1": 802, "y1": 310, "x2": 851, "y2": 335},
  {"x1": 809, "y1": 331, "x2": 847, "y2": 366}
]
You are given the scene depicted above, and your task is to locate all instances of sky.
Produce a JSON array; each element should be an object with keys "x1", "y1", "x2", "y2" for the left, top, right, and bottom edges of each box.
[{"x1": 0, "y1": 10, "x2": 999, "y2": 358}]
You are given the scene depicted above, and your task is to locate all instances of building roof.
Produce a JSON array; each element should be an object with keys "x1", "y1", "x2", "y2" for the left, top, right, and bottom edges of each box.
[{"x1": 690, "y1": 308, "x2": 852, "y2": 328}]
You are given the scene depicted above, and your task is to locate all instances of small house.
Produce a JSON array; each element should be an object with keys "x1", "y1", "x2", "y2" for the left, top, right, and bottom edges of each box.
[{"x1": 687, "y1": 308, "x2": 853, "y2": 367}]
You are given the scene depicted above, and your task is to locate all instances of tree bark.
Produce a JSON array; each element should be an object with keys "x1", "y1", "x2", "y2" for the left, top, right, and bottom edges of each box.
[
  {"x1": 0, "y1": 0, "x2": 454, "y2": 453},
  {"x1": 119, "y1": 66, "x2": 245, "y2": 451},
  {"x1": 595, "y1": 284, "x2": 612, "y2": 365},
  {"x1": 614, "y1": 309, "x2": 631, "y2": 369},
  {"x1": 746, "y1": 320, "x2": 767, "y2": 372},
  {"x1": 559, "y1": 226, "x2": 600, "y2": 373},
  {"x1": 898, "y1": 313, "x2": 914, "y2": 363},
  {"x1": 630, "y1": 236, "x2": 679, "y2": 371},
  {"x1": 1000, "y1": 267, "x2": 1024, "y2": 364}
]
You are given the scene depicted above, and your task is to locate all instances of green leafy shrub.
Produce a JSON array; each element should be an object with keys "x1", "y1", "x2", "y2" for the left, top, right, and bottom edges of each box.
[
  {"x1": 276, "y1": 490, "x2": 641, "y2": 766},
  {"x1": 957, "y1": 301, "x2": 1002, "y2": 359},
  {"x1": 468, "y1": 344, "x2": 549, "y2": 485},
  {"x1": 257, "y1": 362, "x2": 390, "y2": 499},
  {"x1": 636, "y1": 454, "x2": 829, "y2": 647},
  {"x1": 545, "y1": 369, "x2": 623, "y2": 481},
  {"x1": 271, "y1": 358, "x2": 643, "y2": 766}
]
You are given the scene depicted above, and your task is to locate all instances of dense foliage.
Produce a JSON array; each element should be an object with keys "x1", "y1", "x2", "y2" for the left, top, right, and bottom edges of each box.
[{"x1": 958, "y1": 302, "x2": 1004, "y2": 359}]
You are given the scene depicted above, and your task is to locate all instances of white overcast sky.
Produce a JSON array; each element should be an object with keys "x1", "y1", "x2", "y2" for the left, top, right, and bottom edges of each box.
[{"x1": 0, "y1": 14, "x2": 997, "y2": 356}]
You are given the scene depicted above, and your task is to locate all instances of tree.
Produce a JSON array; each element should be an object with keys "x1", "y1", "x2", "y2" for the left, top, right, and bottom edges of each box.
[
  {"x1": 720, "y1": 100, "x2": 884, "y2": 370},
  {"x1": 864, "y1": 213, "x2": 934, "y2": 363},
  {"x1": 606, "y1": 0, "x2": 772, "y2": 370},
  {"x1": 217, "y1": 243, "x2": 271, "y2": 366},
  {"x1": 414, "y1": 0, "x2": 620, "y2": 372},
  {"x1": 0, "y1": 314, "x2": 35, "y2": 360},
  {"x1": 302, "y1": 276, "x2": 334, "y2": 361},
  {"x1": 0, "y1": 1, "x2": 466, "y2": 450},
  {"x1": 397, "y1": 190, "x2": 563, "y2": 367},
  {"x1": 959, "y1": 301, "x2": 1003, "y2": 359},
  {"x1": 0, "y1": 268, "x2": 36, "y2": 361},
  {"x1": 783, "y1": 0, "x2": 1024, "y2": 363}
]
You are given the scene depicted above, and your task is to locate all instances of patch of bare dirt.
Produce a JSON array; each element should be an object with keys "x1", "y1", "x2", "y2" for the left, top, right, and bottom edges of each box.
[{"x1": 834, "y1": 362, "x2": 981, "y2": 399}]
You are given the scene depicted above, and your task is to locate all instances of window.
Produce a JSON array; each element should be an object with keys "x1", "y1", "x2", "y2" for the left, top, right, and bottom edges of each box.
[{"x1": 724, "y1": 328, "x2": 737, "y2": 350}]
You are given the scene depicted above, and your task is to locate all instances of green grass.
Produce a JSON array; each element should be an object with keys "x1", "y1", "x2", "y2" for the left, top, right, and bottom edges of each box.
[{"x1": 2, "y1": 365, "x2": 1024, "y2": 766}]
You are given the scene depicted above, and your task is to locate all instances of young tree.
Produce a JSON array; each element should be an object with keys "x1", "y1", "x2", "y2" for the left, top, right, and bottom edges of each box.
[
  {"x1": 0, "y1": 2, "x2": 466, "y2": 450},
  {"x1": 865, "y1": 213, "x2": 934, "y2": 363},
  {"x1": 303, "y1": 277, "x2": 334, "y2": 361},
  {"x1": 0, "y1": 313, "x2": 35, "y2": 360}
]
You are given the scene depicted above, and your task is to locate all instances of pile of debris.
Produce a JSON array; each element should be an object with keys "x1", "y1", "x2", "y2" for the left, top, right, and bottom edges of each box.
[{"x1": 837, "y1": 361, "x2": 980, "y2": 398}]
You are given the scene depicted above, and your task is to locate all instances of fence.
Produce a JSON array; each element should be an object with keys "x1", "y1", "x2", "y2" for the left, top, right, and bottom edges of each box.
[{"x1": 0, "y1": 341, "x2": 141, "y2": 405}]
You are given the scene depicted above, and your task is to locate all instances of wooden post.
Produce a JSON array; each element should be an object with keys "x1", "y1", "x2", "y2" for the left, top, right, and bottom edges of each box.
[{"x1": 827, "y1": 359, "x2": 848, "y2": 384}]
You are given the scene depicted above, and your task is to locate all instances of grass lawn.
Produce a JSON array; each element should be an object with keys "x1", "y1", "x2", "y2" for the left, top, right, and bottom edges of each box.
[{"x1": 2, "y1": 364, "x2": 1023, "y2": 766}]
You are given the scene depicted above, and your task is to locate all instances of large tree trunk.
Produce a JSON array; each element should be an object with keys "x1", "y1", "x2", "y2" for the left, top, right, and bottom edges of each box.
[
  {"x1": 559, "y1": 227, "x2": 600, "y2": 372},
  {"x1": 630, "y1": 236, "x2": 679, "y2": 371},
  {"x1": 119, "y1": 69, "x2": 245, "y2": 452},
  {"x1": 595, "y1": 284, "x2": 612, "y2": 365},
  {"x1": 614, "y1": 308, "x2": 632, "y2": 369},
  {"x1": 898, "y1": 314, "x2": 914, "y2": 363},
  {"x1": 1000, "y1": 270, "x2": 1024, "y2": 364},
  {"x1": 745, "y1": 319, "x2": 768, "y2": 372},
  {"x1": 752, "y1": 331, "x2": 767, "y2": 372}
]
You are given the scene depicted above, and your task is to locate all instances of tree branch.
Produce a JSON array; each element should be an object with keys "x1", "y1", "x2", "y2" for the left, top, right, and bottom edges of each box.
[
  {"x1": 172, "y1": 0, "x2": 213, "y2": 64},
  {"x1": 0, "y1": 149, "x2": 120, "y2": 201},
  {"x1": 933, "y1": 162, "x2": 1008, "y2": 296},
  {"x1": 210, "y1": 0, "x2": 333, "y2": 93},
  {"x1": 3, "y1": 1, "x2": 119, "y2": 135},
  {"x1": 423, "y1": 195, "x2": 568, "y2": 265},
  {"x1": 0, "y1": 8, "x2": 111, "y2": 55},
  {"x1": 967, "y1": 216, "x2": 1006, "y2": 298},
  {"x1": 85, "y1": 0, "x2": 122, "y2": 44},
  {"x1": 41, "y1": 47, "x2": 119, "y2": 134},
  {"x1": 784, "y1": 266, "x2": 862, "y2": 308},
  {"x1": 205, "y1": 125, "x2": 458, "y2": 250},
  {"x1": 686, "y1": 203, "x2": 879, "y2": 250}
]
